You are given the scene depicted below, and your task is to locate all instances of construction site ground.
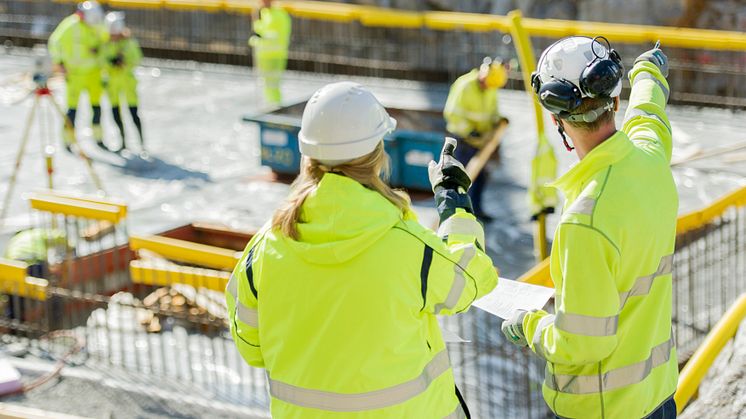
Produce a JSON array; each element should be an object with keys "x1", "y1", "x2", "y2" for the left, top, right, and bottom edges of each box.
[{"x1": 1, "y1": 49, "x2": 745, "y2": 417}]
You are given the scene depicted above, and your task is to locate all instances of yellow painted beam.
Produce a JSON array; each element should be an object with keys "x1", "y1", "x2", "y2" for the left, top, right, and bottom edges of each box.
[
  {"x1": 164, "y1": 0, "x2": 223, "y2": 12},
  {"x1": 516, "y1": 256, "x2": 551, "y2": 286},
  {"x1": 129, "y1": 235, "x2": 239, "y2": 271},
  {"x1": 27, "y1": 193, "x2": 124, "y2": 223},
  {"x1": 33, "y1": 190, "x2": 127, "y2": 220},
  {"x1": 108, "y1": 0, "x2": 164, "y2": 9},
  {"x1": 359, "y1": 8, "x2": 423, "y2": 29},
  {"x1": 677, "y1": 186, "x2": 746, "y2": 234},
  {"x1": 282, "y1": 1, "x2": 359, "y2": 23},
  {"x1": 675, "y1": 293, "x2": 746, "y2": 412},
  {"x1": 423, "y1": 11, "x2": 506, "y2": 32},
  {"x1": 129, "y1": 260, "x2": 229, "y2": 292},
  {"x1": 0, "y1": 259, "x2": 48, "y2": 300}
]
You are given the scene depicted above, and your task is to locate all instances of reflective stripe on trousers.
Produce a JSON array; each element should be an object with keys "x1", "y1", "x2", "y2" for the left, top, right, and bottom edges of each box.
[
  {"x1": 268, "y1": 350, "x2": 452, "y2": 412},
  {"x1": 226, "y1": 273, "x2": 259, "y2": 327},
  {"x1": 433, "y1": 245, "x2": 477, "y2": 313},
  {"x1": 545, "y1": 335, "x2": 674, "y2": 394}
]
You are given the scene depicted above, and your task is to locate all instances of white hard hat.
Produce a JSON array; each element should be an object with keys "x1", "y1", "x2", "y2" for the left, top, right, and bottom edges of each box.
[
  {"x1": 105, "y1": 11, "x2": 126, "y2": 34},
  {"x1": 78, "y1": 1, "x2": 104, "y2": 25},
  {"x1": 535, "y1": 36, "x2": 622, "y2": 98},
  {"x1": 298, "y1": 82, "x2": 396, "y2": 166}
]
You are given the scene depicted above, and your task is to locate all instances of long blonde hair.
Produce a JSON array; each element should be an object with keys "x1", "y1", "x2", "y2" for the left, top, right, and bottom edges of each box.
[{"x1": 271, "y1": 142, "x2": 410, "y2": 240}]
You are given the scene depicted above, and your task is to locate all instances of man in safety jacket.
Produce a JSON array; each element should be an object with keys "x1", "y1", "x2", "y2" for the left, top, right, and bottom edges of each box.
[
  {"x1": 48, "y1": 1, "x2": 107, "y2": 152},
  {"x1": 249, "y1": 0, "x2": 291, "y2": 105},
  {"x1": 102, "y1": 12, "x2": 144, "y2": 153},
  {"x1": 444, "y1": 57, "x2": 508, "y2": 221},
  {"x1": 502, "y1": 37, "x2": 678, "y2": 418},
  {"x1": 227, "y1": 81, "x2": 498, "y2": 417}
]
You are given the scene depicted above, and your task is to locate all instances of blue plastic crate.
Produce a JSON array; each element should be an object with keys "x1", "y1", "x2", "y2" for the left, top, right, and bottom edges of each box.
[
  {"x1": 259, "y1": 123, "x2": 302, "y2": 174},
  {"x1": 393, "y1": 130, "x2": 443, "y2": 190}
]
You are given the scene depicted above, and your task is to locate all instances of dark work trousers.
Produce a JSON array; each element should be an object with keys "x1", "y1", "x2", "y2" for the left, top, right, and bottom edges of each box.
[{"x1": 454, "y1": 139, "x2": 487, "y2": 216}]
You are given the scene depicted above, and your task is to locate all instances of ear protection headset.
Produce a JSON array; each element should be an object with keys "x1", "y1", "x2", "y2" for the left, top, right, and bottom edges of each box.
[
  {"x1": 531, "y1": 36, "x2": 623, "y2": 151},
  {"x1": 531, "y1": 36, "x2": 623, "y2": 117}
]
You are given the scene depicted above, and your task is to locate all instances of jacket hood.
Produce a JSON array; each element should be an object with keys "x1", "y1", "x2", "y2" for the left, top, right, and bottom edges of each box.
[{"x1": 282, "y1": 173, "x2": 407, "y2": 265}]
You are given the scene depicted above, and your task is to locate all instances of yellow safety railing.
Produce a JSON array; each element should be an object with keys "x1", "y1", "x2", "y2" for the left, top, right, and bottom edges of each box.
[
  {"x1": 50, "y1": 0, "x2": 746, "y2": 51},
  {"x1": 27, "y1": 192, "x2": 127, "y2": 223},
  {"x1": 519, "y1": 185, "x2": 746, "y2": 286},
  {"x1": 0, "y1": 258, "x2": 48, "y2": 300},
  {"x1": 129, "y1": 259, "x2": 229, "y2": 292},
  {"x1": 675, "y1": 293, "x2": 746, "y2": 413},
  {"x1": 129, "y1": 235, "x2": 240, "y2": 271}
]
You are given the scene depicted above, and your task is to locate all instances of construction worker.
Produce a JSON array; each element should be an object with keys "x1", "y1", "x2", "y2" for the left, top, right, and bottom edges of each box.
[
  {"x1": 3, "y1": 228, "x2": 67, "y2": 321},
  {"x1": 102, "y1": 12, "x2": 144, "y2": 153},
  {"x1": 443, "y1": 57, "x2": 508, "y2": 222},
  {"x1": 501, "y1": 37, "x2": 678, "y2": 418},
  {"x1": 249, "y1": 0, "x2": 291, "y2": 105},
  {"x1": 226, "y1": 82, "x2": 498, "y2": 418},
  {"x1": 48, "y1": 1, "x2": 108, "y2": 152}
]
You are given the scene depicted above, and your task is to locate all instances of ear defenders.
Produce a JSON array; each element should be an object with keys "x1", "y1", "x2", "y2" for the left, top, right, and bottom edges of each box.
[{"x1": 531, "y1": 36, "x2": 624, "y2": 116}]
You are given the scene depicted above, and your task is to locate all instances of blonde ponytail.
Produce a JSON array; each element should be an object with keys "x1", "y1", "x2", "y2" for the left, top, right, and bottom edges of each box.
[{"x1": 271, "y1": 142, "x2": 410, "y2": 240}]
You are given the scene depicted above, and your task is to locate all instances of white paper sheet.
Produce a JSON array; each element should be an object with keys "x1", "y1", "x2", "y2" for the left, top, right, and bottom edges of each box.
[{"x1": 473, "y1": 278, "x2": 554, "y2": 319}]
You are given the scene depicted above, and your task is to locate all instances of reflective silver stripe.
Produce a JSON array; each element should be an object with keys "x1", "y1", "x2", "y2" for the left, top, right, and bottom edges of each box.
[
  {"x1": 532, "y1": 314, "x2": 555, "y2": 360},
  {"x1": 269, "y1": 350, "x2": 451, "y2": 412},
  {"x1": 443, "y1": 404, "x2": 467, "y2": 419},
  {"x1": 545, "y1": 336, "x2": 674, "y2": 394},
  {"x1": 226, "y1": 273, "x2": 238, "y2": 301},
  {"x1": 623, "y1": 108, "x2": 672, "y2": 133},
  {"x1": 227, "y1": 273, "x2": 259, "y2": 328},
  {"x1": 434, "y1": 246, "x2": 477, "y2": 313},
  {"x1": 437, "y1": 217, "x2": 485, "y2": 250},
  {"x1": 634, "y1": 72, "x2": 670, "y2": 102},
  {"x1": 619, "y1": 254, "x2": 674, "y2": 308},
  {"x1": 236, "y1": 303, "x2": 259, "y2": 328},
  {"x1": 565, "y1": 196, "x2": 596, "y2": 217},
  {"x1": 555, "y1": 311, "x2": 618, "y2": 337}
]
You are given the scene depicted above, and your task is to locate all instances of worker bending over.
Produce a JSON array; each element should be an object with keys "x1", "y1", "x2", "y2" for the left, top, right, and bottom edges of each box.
[
  {"x1": 227, "y1": 82, "x2": 498, "y2": 418},
  {"x1": 502, "y1": 37, "x2": 678, "y2": 418},
  {"x1": 48, "y1": 1, "x2": 107, "y2": 152},
  {"x1": 249, "y1": 0, "x2": 291, "y2": 105},
  {"x1": 443, "y1": 57, "x2": 508, "y2": 221},
  {"x1": 102, "y1": 12, "x2": 144, "y2": 153}
]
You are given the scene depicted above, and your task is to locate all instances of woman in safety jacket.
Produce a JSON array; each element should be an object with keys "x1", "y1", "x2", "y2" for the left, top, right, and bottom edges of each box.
[{"x1": 226, "y1": 82, "x2": 498, "y2": 418}]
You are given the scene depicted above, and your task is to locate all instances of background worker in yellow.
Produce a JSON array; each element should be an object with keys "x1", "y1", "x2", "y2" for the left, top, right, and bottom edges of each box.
[
  {"x1": 102, "y1": 12, "x2": 144, "y2": 153},
  {"x1": 501, "y1": 37, "x2": 678, "y2": 418},
  {"x1": 226, "y1": 81, "x2": 498, "y2": 418},
  {"x1": 249, "y1": 0, "x2": 291, "y2": 105},
  {"x1": 443, "y1": 57, "x2": 508, "y2": 221},
  {"x1": 48, "y1": 1, "x2": 107, "y2": 152}
]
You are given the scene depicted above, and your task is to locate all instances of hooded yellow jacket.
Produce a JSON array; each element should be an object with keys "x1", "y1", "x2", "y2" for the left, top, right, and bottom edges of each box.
[{"x1": 227, "y1": 173, "x2": 497, "y2": 418}]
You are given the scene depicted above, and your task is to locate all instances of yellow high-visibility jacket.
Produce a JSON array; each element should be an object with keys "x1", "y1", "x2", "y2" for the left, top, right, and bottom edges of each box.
[
  {"x1": 226, "y1": 173, "x2": 497, "y2": 418},
  {"x1": 523, "y1": 61, "x2": 678, "y2": 418},
  {"x1": 443, "y1": 69, "x2": 500, "y2": 139},
  {"x1": 249, "y1": 6, "x2": 292, "y2": 58},
  {"x1": 48, "y1": 14, "x2": 105, "y2": 74},
  {"x1": 101, "y1": 37, "x2": 142, "y2": 81}
]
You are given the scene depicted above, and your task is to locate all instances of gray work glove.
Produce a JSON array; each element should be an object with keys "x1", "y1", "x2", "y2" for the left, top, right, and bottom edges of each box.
[
  {"x1": 501, "y1": 310, "x2": 528, "y2": 347},
  {"x1": 427, "y1": 137, "x2": 471, "y2": 194},
  {"x1": 635, "y1": 46, "x2": 668, "y2": 78}
]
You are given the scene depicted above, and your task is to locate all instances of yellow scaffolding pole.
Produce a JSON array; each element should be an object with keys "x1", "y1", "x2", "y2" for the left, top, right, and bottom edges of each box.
[
  {"x1": 49, "y1": 0, "x2": 746, "y2": 51},
  {"x1": 27, "y1": 193, "x2": 125, "y2": 223},
  {"x1": 129, "y1": 259, "x2": 230, "y2": 292},
  {"x1": 675, "y1": 293, "x2": 746, "y2": 412},
  {"x1": 0, "y1": 258, "x2": 48, "y2": 300}
]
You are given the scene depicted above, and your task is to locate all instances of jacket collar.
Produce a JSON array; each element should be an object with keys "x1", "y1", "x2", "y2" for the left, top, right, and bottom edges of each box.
[{"x1": 550, "y1": 130, "x2": 633, "y2": 196}]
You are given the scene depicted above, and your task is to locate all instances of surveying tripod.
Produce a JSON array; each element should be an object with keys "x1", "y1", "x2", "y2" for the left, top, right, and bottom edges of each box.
[{"x1": 0, "y1": 76, "x2": 105, "y2": 224}]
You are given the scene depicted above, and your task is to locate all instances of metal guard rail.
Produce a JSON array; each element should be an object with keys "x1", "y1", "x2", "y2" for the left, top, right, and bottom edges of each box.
[
  {"x1": 49, "y1": 0, "x2": 746, "y2": 51},
  {"x1": 518, "y1": 185, "x2": 746, "y2": 286},
  {"x1": 674, "y1": 293, "x2": 746, "y2": 413}
]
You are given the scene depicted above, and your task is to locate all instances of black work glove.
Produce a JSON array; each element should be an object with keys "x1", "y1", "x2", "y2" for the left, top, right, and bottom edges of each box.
[{"x1": 428, "y1": 137, "x2": 474, "y2": 223}]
